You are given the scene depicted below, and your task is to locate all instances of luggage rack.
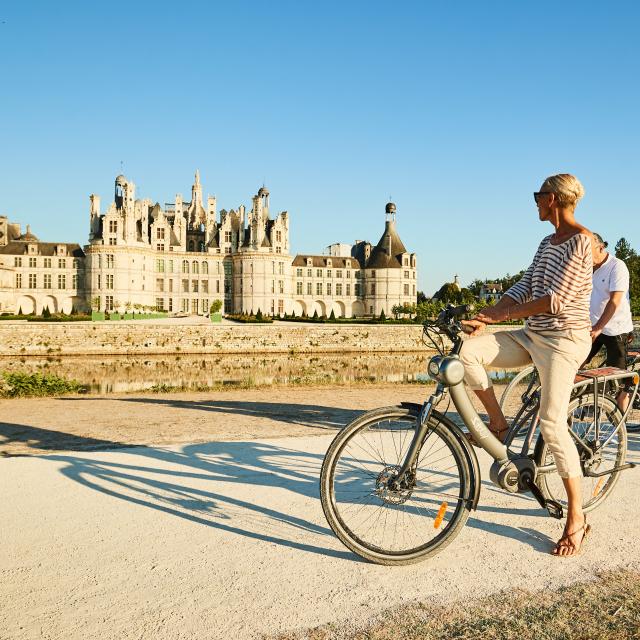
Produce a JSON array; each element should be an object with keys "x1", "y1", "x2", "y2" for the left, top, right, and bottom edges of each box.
[{"x1": 574, "y1": 366, "x2": 640, "y2": 431}]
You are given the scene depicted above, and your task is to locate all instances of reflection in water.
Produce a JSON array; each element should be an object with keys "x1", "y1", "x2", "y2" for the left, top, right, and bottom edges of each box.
[{"x1": 0, "y1": 352, "x2": 433, "y2": 394}]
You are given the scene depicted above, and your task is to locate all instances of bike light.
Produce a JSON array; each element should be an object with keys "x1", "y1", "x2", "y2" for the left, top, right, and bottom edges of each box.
[{"x1": 428, "y1": 357, "x2": 441, "y2": 379}]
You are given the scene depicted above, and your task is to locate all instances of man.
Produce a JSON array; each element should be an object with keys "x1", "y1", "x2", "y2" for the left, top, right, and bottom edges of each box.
[{"x1": 586, "y1": 232, "x2": 634, "y2": 408}]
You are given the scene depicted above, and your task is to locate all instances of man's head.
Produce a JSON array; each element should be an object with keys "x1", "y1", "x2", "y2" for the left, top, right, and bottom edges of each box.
[{"x1": 592, "y1": 232, "x2": 609, "y2": 265}]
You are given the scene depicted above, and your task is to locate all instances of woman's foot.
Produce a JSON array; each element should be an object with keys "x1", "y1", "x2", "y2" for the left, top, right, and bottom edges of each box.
[
  {"x1": 552, "y1": 517, "x2": 591, "y2": 557},
  {"x1": 466, "y1": 423, "x2": 509, "y2": 447}
]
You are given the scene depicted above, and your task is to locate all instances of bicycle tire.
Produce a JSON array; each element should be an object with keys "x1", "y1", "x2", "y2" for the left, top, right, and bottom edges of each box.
[
  {"x1": 499, "y1": 364, "x2": 537, "y2": 422},
  {"x1": 320, "y1": 405, "x2": 473, "y2": 565},
  {"x1": 625, "y1": 361, "x2": 640, "y2": 433},
  {"x1": 534, "y1": 392, "x2": 626, "y2": 513}
]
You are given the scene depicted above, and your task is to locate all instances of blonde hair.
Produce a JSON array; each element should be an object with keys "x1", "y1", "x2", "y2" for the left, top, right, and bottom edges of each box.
[{"x1": 542, "y1": 173, "x2": 585, "y2": 208}]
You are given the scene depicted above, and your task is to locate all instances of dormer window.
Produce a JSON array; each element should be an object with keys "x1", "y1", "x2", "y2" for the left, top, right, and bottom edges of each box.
[{"x1": 28, "y1": 244, "x2": 37, "y2": 255}]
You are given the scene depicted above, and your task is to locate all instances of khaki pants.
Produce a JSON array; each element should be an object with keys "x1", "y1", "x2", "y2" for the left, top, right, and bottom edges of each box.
[{"x1": 459, "y1": 327, "x2": 592, "y2": 478}]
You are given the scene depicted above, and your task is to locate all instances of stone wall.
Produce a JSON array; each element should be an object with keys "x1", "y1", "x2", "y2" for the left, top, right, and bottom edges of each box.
[
  {"x1": 0, "y1": 322, "x2": 427, "y2": 356},
  {"x1": 1, "y1": 321, "x2": 636, "y2": 357}
]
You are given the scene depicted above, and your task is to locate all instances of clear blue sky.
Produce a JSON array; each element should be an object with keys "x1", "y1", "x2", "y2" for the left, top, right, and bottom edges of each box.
[{"x1": 1, "y1": 1, "x2": 638, "y2": 295}]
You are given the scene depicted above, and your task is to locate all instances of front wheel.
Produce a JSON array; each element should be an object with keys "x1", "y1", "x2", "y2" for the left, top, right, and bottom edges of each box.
[{"x1": 320, "y1": 405, "x2": 473, "y2": 565}]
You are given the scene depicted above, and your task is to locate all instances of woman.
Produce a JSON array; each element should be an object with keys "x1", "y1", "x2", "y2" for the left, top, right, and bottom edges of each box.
[{"x1": 460, "y1": 173, "x2": 593, "y2": 557}]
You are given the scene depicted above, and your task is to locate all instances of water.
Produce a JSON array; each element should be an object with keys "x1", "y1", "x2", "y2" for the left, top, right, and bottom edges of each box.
[{"x1": 0, "y1": 352, "x2": 433, "y2": 394}]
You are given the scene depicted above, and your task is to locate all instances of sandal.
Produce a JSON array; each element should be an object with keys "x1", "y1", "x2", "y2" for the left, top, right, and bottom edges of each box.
[
  {"x1": 552, "y1": 518, "x2": 591, "y2": 557},
  {"x1": 465, "y1": 425, "x2": 509, "y2": 448}
]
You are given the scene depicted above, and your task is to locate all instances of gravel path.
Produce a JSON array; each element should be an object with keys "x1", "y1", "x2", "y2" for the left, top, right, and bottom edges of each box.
[{"x1": 1, "y1": 386, "x2": 639, "y2": 639}]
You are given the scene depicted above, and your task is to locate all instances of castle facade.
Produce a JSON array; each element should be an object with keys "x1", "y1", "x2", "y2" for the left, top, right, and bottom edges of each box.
[{"x1": 0, "y1": 172, "x2": 417, "y2": 318}]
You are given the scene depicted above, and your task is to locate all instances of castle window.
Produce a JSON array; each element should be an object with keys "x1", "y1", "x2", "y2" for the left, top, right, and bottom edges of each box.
[
  {"x1": 156, "y1": 244, "x2": 164, "y2": 252},
  {"x1": 168, "y1": 298, "x2": 173, "y2": 312},
  {"x1": 278, "y1": 300, "x2": 284, "y2": 315},
  {"x1": 191, "y1": 299, "x2": 198, "y2": 314},
  {"x1": 29, "y1": 273, "x2": 37, "y2": 289},
  {"x1": 216, "y1": 280, "x2": 220, "y2": 293},
  {"x1": 327, "y1": 269, "x2": 332, "y2": 278},
  {"x1": 192, "y1": 280, "x2": 199, "y2": 293},
  {"x1": 16, "y1": 273, "x2": 22, "y2": 288},
  {"x1": 225, "y1": 247, "x2": 231, "y2": 253},
  {"x1": 225, "y1": 231, "x2": 232, "y2": 243},
  {"x1": 182, "y1": 260, "x2": 189, "y2": 273},
  {"x1": 97, "y1": 274, "x2": 101, "y2": 289},
  {"x1": 109, "y1": 220, "x2": 117, "y2": 233},
  {"x1": 346, "y1": 270, "x2": 351, "y2": 279},
  {"x1": 202, "y1": 261, "x2": 208, "y2": 274},
  {"x1": 404, "y1": 271, "x2": 409, "y2": 279},
  {"x1": 296, "y1": 281, "x2": 303, "y2": 295},
  {"x1": 346, "y1": 261, "x2": 351, "y2": 268},
  {"x1": 58, "y1": 274, "x2": 67, "y2": 289},
  {"x1": 326, "y1": 283, "x2": 332, "y2": 295},
  {"x1": 105, "y1": 275, "x2": 113, "y2": 289},
  {"x1": 403, "y1": 257, "x2": 409, "y2": 266},
  {"x1": 278, "y1": 262, "x2": 284, "y2": 275},
  {"x1": 336, "y1": 283, "x2": 342, "y2": 295},
  {"x1": 156, "y1": 278, "x2": 164, "y2": 292},
  {"x1": 316, "y1": 282, "x2": 322, "y2": 295},
  {"x1": 157, "y1": 228, "x2": 165, "y2": 240},
  {"x1": 106, "y1": 255, "x2": 115, "y2": 269},
  {"x1": 307, "y1": 268, "x2": 312, "y2": 278},
  {"x1": 316, "y1": 269, "x2": 322, "y2": 278},
  {"x1": 192, "y1": 261, "x2": 199, "y2": 274},
  {"x1": 44, "y1": 274, "x2": 52, "y2": 289},
  {"x1": 72, "y1": 259, "x2": 79, "y2": 268},
  {"x1": 346, "y1": 283, "x2": 351, "y2": 296},
  {"x1": 404, "y1": 284, "x2": 410, "y2": 296},
  {"x1": 73, "y1": 274, "x2": 80, "y2": 289},
  {"x1": 182, "y1": 279, "x2": 189, "y2": 293},
  {"x1": 336, "y1": 270, "x2": 342, "y2": 279},
  {"x1": 109, "y1": 238, "x2": 116, "y2": 245},
  {"x1": 355, "y1": 283, "x2": 360, "y2": 296},
  {"x1": 14, "y1": 257, "x2": 22, "y2": 267},
  {"x1": 276, "y1": 247, "x2": 281, "y2": 253},
  {"x1": 156, "y1": 298, "x2": 165, "y2": 311},
  {"x1": 307, "y1": 282, "x2": 312, "y2": 295},
  {"x1": 276, "y1": 230, "x2": 282, "y2": 243},
  {"x1": 279, "y1": 280, "x2": 284, "y2": 294},
  {"x1": 105, "y1": 296, "x2": 114, "y2": 311},
  {"x1": 98, "y1": 255, "x2": 102, "y2": 269},
  {"x1": 59, "y1": 259, "x2": 67, "y2": 269},
  {"x1": 156, "y1": 259, "x2": 165, "y2": 273},
  {"x1": 370, "y1": 271, "x2": 375, "y2": 278},
  {"x1": 181, "y1": 299, "x2": 189, "y2": 313},
  {"x1": 168, "y1": 279, "x2": 173, "y2": 293},
  {"x1": 29, "y1": 257, "x2": 37, "y2": 268},
  {"x1": 355, "y1": 270, "x2": 361, "y2": 278},
  {"x1": 202, "y1": 280, "x2": 208, "y2": 293},
  {"x1": 271, "y1": 280, "x2": 275, "y2": 294},
  {"x1": 296, "y1": 268, "x2": 303, "y2": 277},
  {"x1": 371, "y1": 283, "x2": 376, "y2": 295}
]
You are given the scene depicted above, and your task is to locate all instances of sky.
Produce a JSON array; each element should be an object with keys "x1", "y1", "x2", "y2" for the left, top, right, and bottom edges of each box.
[{"x1": 1, "y1": 1, "x2": 639, "y2": 295}]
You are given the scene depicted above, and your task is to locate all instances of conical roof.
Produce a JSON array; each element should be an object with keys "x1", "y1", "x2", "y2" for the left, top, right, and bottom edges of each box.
[{"x1": 366, "y1": 220, "x2": 407, "y2": 269}]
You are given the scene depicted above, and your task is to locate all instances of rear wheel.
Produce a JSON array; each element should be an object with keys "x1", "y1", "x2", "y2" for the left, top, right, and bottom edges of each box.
[
  {"x1": 499, "y1": 365, "x2": 537, "y2": 424},
  {"x1": 320, "y1": 405, "x2": 473, "y2": 565},
  {"x1": 534, "y1": 392, "x2": 626, "y2": 513}
]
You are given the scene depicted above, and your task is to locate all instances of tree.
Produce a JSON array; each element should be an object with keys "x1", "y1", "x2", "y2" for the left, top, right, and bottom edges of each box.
[
  {"x1": 615, "y1": 237, "x2": 636, "y2": 262},
  {"x1": 329, "y1": 309, "x2": 336, "y2": 320},
  {"x1": 379, "y1": 309, "x2": 386, "y2": 321},
  {"x1": 312, "y1": 309, "x2": 319, "y2": 319},
  {"x1": 416, "y1": 291, "x2": 427, "y2": 304},
  {"x1": 256, "y1": 309, "x2": 263, "y2": 320},
  {"x1": 210, "y1": 299, "x2": 223, "y2": 314}
]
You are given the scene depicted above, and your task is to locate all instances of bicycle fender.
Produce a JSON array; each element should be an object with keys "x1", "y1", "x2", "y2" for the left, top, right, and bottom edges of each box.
[{"x1": 400, "y1": 401, "x2": 481, "y2": 510}]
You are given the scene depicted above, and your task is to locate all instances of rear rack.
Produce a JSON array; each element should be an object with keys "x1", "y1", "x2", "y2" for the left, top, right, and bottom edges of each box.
[{"x1": 573, "y1": 366, "x2": 640, "y2": 428}]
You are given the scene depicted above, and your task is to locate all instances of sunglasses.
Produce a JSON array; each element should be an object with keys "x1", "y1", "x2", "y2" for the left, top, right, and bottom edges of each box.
[{"x1": 533, "y1": 191, "x2": 552, "y2": 202}]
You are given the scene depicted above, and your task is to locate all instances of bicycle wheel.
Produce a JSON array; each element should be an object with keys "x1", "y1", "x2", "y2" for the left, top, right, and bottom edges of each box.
[
  {"x1": 625, "y1": 361, "x2": 640, "y2": 433},
  {"x1": 320, "y1": 405, "x2": 473, "y2": 565},
  {"x1": 534, "y1": 392, "x2": 626, "y2": 513},
  {"x1": 499, "y1": 365, "x2": 537, "y2": 422}
]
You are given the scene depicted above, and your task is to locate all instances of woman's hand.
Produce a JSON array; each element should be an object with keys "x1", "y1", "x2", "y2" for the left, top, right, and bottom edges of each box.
[
  {"x1": 475, "y1": 306, "x2": 510, "y2": 324},
  {"x1": 461, "y1": 319, "x2": 486, "y2": 337}
]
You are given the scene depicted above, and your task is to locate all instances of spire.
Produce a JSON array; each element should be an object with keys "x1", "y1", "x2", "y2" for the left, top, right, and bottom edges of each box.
[{"x1": 195, "y1": 169, "x2": 200, "y2": 187}]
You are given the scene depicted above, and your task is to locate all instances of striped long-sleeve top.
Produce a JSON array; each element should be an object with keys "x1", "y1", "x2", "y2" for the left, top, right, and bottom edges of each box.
[{"x1": 505, "y1": 233, "x2": 593, "y2": 331}]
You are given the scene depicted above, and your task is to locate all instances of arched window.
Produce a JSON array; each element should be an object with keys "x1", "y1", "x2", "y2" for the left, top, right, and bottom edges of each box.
[
  {"x1": 192, "y1": 261, "x2": 199, "y2": 274},
  {"x1": 202, "y1": 261, "x2": 208, "y2": 274},
  {"x1": 182, "y1": 260, "x2": 189, "y2": 274}
]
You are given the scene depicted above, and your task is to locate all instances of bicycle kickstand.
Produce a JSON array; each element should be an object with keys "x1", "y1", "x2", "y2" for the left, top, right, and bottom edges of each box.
[{"x1": 521, "y1": 475, "x2": 564, "y2": 520}]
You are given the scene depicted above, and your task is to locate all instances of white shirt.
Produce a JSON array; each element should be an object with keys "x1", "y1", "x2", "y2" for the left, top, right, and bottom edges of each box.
[{"x1": 590, "y1": 254, "x2": 634, "y2": 336}]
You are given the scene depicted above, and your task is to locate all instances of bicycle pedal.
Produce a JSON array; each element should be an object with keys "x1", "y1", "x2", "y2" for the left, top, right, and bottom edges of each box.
[{"x1": 545, "y1": 500, "x2": 564, "y2": 520}]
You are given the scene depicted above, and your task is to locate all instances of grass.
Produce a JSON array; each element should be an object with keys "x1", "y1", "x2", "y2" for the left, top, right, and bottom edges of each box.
[
  {"x1": 0, "y1": 371, "x2": 86, "y2": 397},
  {"x1": 268, "y1": 569, "x2": 640, "y2": 640}
]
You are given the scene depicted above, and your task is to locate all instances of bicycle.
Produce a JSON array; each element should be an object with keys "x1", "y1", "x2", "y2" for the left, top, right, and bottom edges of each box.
[
  {"x1": 319, "y1": 305, "x2": 639, "y2": 565},
  {"x1": 500, "y1": 343, "x2": 640, "y2": 432}
]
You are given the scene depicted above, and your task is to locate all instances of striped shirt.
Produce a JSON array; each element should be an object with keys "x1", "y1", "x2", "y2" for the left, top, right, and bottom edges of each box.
[{"x1": 505, "y1": 233, "x2": 593, "y2": 331}]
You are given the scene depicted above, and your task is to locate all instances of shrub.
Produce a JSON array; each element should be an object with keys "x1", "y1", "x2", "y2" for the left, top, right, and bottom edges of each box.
[{"x1": 0, "y1": 371, "x2": 86, "y2": 398}]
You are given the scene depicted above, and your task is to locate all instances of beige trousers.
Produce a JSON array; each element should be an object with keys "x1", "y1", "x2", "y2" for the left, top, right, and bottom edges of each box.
[{"x1": 459, "y1": 327, "x2": 592, "y2": 478}]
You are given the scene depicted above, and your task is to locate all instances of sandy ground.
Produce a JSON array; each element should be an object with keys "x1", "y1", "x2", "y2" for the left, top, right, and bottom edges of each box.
[{"x1": 1, "y1": 384, "x2": 640, "y2": 640}]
